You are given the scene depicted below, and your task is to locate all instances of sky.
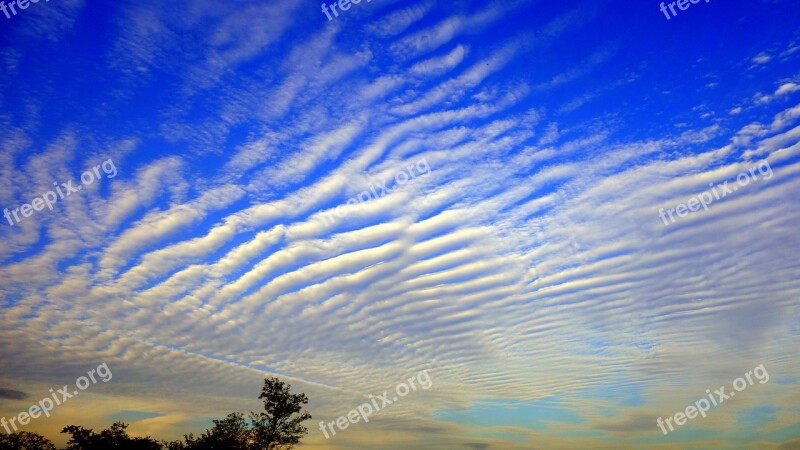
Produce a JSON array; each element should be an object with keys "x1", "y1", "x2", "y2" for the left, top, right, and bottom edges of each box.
[{"x1": 0, "y1": 0, "x2": 799, "y2": 448}]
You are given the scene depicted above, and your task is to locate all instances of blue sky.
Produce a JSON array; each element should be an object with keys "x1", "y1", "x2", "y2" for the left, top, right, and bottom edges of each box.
[{"x1": 1, "y1": 0, "x2": 799, "y2": 448}]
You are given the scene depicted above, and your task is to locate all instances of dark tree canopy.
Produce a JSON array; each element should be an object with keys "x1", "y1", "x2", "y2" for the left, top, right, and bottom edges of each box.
[
  {"x1": 0, "y1": 431, "x2": 56, "y2": 450},
  {"x1": 170, "y1": 413, "x2": 253, "y2": 450},
  {"x1": 2, "y1": 377, "x2": 310, "y2": 450},
  {"x1": 250, "y1": 377, "x2": 312, "y2": 450},
  {"x1": 61, "y1": 422, "x2": 162, "y2": 450},
  {"x1": 168, "y1": 377, "x2": 312, "y2": 450}
]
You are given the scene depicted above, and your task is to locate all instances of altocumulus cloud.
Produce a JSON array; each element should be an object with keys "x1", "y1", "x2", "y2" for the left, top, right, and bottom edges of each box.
[{"x1": 0, "y1": 0, "x2": 799, "y2": 448}]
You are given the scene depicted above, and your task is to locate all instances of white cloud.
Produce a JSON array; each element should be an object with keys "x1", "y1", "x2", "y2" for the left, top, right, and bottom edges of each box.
[
  {"x1": 751, "y1": 52, "x2": 772, "y2": 66},
  {"x1": 775, "y1": 82, "x2": 800, "y2": 96}
]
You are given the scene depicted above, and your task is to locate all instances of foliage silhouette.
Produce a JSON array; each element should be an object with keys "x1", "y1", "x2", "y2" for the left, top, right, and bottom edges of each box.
[
  {"x1": 0, "y1": 431, "x2": 56, "y2": 450},
  {"x1": 61, "y1": 422, "x2": 162, "y2": 450},
  {"x1": 251, "y1": 377, "x2": 312, "y2": 450},
  {"x1": 168, "y1": 377, "x2": 312, "y2": 450},
  {"x1": 0, "y1": 377, "x2": 310, "y2": 450}
]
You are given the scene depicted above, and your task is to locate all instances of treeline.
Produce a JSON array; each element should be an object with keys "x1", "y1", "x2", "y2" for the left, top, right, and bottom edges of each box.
[{"x1": 0, "y1": 378, "x2": 311, "y2": 450}]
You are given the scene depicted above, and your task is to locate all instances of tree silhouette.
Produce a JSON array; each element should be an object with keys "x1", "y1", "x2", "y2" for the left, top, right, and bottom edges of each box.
[
  {"x1": 170, "y1": 413, "x2": 253, "y2": 450},
  {"x1": 250, "y1": 378, "x2": 311, "y2": 450},
  {"x1": 167, "y1": 377, "x2": 311, "y2": 450},
  {"x1": 0, "y1": 431, "x2": 56, "y2": 450},
  {"x1": 61, "y1": 422, "x2": 162, "y2": 450},
  {"x1": 2, "y1": 378, "x2": 310, "y2": 450}
]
